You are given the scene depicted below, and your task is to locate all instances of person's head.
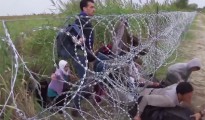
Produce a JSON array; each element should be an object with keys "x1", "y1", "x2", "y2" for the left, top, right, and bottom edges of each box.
[
  {"x1": 187, "y1": 58, "x2": 201, "y2": 72},
  {"x1": 190, "y1": 66, "x2": 200, "y2": 71},
  {"x1": 176, "y1": 82, "x2": 194, "y2": 104},
  {"x1": 80, "y1": 0, "x2": 95, "y2": 16},
  {"x1": 59, "y1": 60, "x2": 69, "y2": 75}
]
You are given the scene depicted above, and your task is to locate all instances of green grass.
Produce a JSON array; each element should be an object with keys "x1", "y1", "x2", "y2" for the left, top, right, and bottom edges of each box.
[
  {"x1": 0, "y1": 23, "x2": 4, "y2": 36},
  {"x1": 200, "y1": 13, "x2": 205, "y2": 25},
  {"x1": 0, "y1": 21, "x2": 5, "y2": 71},
  {"x1": 0, "y1": 0, "x2": 199, "y2": 118},
  {"x1": 155, "y1": 50, "x2": 187, "y2": 79},
  {"x1": 5, "y1": 17, "x2": 64, "y2": 40},
  {"x1": 155, "y1": 15, "x2": 198, "y2": 79}
]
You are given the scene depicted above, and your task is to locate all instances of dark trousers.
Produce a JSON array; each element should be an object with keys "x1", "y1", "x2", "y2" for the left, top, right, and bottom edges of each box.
[
  {"x1": 60, "y1": 48, "x2": 86, "y2": 79},
  {"x1": 93, "y1": 52, "x2": 110, "y2": 72},
  {"x1": 60, "y1": 49, "x2": 92, "y2": 111},
  {"x1": 49, "y1": 94, "x2": 67, "y2": 107}
]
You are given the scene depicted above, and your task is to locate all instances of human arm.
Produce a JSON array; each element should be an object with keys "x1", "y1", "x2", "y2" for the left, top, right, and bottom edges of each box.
[
  {"x1": 190, "y1": 109, "x2": 205, "y2": 120},
  {"x1": 190, "y1": 113, "x2": 202, "y2": 120},
  {"x1": 69, "y1": 33, "x2": 85, "y2": 46},
  {"x1": 51, "y1": 73, "x2": 56, "y2": 80},
  {"x1": 69, "y1": 74, "x2": 78, "y2": 81},
  {"x1": 128, "y1": 62, "x2": 160, "y2": 87},
  {"x1": 138, "y1": 77, "x2": 160, "y2": 87},
  {"x1": 75, "y1": 16, "x2": 94, "y2": 49},
  {"x1": 68, "y1": 70, "x2": 79, "y2": 81}
]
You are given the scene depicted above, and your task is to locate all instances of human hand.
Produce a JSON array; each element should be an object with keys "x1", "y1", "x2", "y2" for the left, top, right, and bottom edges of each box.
[
  {"x1": 70, "y1": 75, "x2": 78, "y2": 81},
  {"x1": 179, "y1": 79, "x2": 185, "y2": 83},
  {"x1": 190, "y1": 113, "x2": 201, "y2": 120},
  {"x1": 79, "y1": 37, "x2": 85, "y2": 44},
  {"x1": 51, "y1": 73, "x2": 57, "y2": 80},
  {"x1": 133, "y1": 115, "x2": 141, "y2": 120},
  {"x1": 152, "y1": 82, "x2": 160, "y2": 87}
]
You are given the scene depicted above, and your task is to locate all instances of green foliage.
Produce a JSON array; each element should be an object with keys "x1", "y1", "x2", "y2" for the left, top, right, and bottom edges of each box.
[
  {"x1": 198, "y1": 6, "x2": 205, "y2": 13},
  {"x1": 156, "y1": 50, "x2": 187, "y2": 79},
  {"x1": 0, "y1": 0, "x2": 198, "y2": 118},
  {"x1": 0, "y1": 41, "x2": 11, "y2": 75},
  {"x1": 156, "y1": 14, "x2": 198, "y2": 79},
  {"x1": 22, "y1": 29, "x2": 56, "y2": 74},
  {"x1": 95, "y1": 0, "x2": 138, "y2": 15},
  {"x1": 138, "y1": 2, "x2": 179, "y2": 13},
  {"x1": 58, "y1": 0, "x2": 81, "y2": 15},
  {"x1": 173, "y1": 0, "x2": 188, "y2": 9},
  {"x1": 58, "y1": 0, "x2": 181, "y2": 16},
  {"x1": 5, "y1": 18, "x2": 62, "y2": 40},
  {"x1": 58, "y1": 0, "x2": 138, "y2": 16},
  {"x1": 0, "y1": 23, "x2": 4, "y2": 36},
  {"x1": 188, "y1": 3, "x2": 198, "y2": 10}
]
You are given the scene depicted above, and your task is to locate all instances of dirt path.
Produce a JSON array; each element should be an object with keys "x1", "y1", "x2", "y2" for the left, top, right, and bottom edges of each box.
[{"x1": 181, "y1": 14, "x2": 205, "y2": 110}]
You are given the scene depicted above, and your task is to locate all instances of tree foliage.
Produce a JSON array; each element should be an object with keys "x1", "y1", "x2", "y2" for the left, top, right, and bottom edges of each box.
[
  {"x1": 173, "y1": 0, "x2": 189, "y2": 9},
  {"x1": 188, "y1": 3, "x2": 198, "y2": 10}
]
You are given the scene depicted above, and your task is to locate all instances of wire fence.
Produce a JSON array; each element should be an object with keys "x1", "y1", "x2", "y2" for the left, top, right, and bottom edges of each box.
[{"x1": 0, "y1": 11, "x2": 196, "y2": 120}]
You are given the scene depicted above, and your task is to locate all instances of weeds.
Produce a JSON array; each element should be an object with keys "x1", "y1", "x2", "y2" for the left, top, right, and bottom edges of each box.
[{"x1": 0, "y1": 0, "x2": 199, "y2": 119}]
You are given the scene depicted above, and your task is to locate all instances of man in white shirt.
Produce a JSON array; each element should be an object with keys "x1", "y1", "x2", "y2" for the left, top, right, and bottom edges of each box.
[{"x1": 134, "y1": 82, "x2": 203, "y2": 120}]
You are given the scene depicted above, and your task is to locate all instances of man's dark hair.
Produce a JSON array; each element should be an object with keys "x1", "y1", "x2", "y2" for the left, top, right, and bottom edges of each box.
[
  {"x1": 176, "y1": 82, "x2": 193, "y2": 95},
  {"x1": 80, "y1": 0, "x2": 94, "y2": 11}
]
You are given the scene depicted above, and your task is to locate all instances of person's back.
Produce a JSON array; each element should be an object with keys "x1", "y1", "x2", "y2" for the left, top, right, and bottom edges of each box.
[
  {"x1": 165, "y1": 58, "x2": 201, "y2": 86},
  {"x1": 75, "y1": 12, "x2": 94, "y2": 50},
  {"x1": 168, "y1": 63, "x2": 188, "y2": 73},
  {"x1": 134, "y1": 82, "x2": 195, "y2": 120},
  {"x1": 73, "y1": 0, "x2": 95, "y2": 62},
  {"x1": 139, "y1": 83, "x2": 179, "y2": 104},
  {"x1": 48, "y1": 69, "x2": 69, "y2": 95}
]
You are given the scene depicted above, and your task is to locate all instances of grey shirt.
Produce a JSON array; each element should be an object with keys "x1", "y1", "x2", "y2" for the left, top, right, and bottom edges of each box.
[
  {"x1": 166, "y1": 58, "x2": 201, "y2": 84},
  {"x1": 138, "y1": 84, "x2": 180, "y2": 115}
]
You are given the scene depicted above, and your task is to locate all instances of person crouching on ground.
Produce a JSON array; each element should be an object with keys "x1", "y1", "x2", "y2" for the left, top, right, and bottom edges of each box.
[
  {"x1": 47, "y1": 60, "x2": 74, "y2": 107},
  {"x1": 164, "y1": 58, "x2": 201, "y2": 86}
]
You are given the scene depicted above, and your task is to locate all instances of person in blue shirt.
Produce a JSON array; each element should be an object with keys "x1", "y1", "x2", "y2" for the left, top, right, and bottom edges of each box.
[{"x1": 70, "y1": 0, "x2": 96, "y2": 117}]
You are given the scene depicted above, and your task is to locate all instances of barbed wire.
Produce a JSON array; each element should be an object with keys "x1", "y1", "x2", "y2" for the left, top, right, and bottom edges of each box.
[{"x1": 0, "y1": 11, "x2": 196, "y2": 120}]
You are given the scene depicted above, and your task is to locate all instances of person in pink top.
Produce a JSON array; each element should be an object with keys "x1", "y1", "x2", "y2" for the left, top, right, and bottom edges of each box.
[{"x1": 47, "y1": 60, "x2": 74, "y2": 107}]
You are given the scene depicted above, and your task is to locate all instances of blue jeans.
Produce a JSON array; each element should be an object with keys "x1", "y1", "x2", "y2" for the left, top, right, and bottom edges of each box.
[{"x1": 94, "y1": 52, "x2": 110, "y2": 72}]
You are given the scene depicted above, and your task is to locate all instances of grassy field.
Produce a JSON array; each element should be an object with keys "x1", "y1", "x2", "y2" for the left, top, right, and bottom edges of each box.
[
  {"x1": 1, "y1": 16, "x2": 64, "y2": 40},
  {"x1": 0, "y1": 22, "x2": 4, "y2": 36},
  {"x1": 0, "y1": 0, "x2": 200, "y2": 119}
]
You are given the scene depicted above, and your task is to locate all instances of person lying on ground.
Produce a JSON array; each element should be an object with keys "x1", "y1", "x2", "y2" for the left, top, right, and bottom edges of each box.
[
  {"x1": 164, "y1": 58, "x2": 201, "y2": 86},
  {"x1": 134, "y1": 82, "x2": 204, "y2": 120}
]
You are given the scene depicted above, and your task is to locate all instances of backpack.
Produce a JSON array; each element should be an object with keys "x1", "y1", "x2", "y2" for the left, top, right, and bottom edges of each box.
[
  {"x1": 56, "y1": 23, "x2": 96, "y2": 62},
  {"x1": 56, "y1": 23, "x2": 83, "y2": 58}
]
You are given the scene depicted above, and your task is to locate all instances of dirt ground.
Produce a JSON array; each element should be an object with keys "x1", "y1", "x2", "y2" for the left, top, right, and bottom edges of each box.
[{"x1": 180, "y1": 13, "x2": 205, "y2": 111}]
